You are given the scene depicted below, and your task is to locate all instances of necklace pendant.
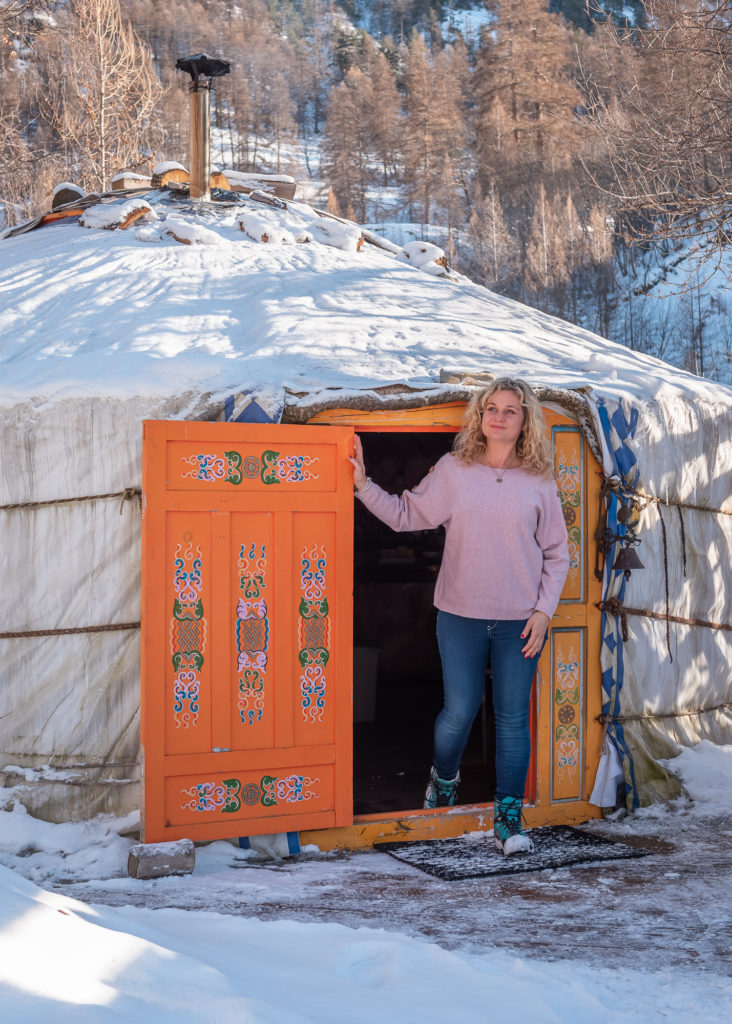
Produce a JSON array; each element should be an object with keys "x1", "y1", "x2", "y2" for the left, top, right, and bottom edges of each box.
[{"x1": 496, "y1": 476, "x2": 503, "y2": 483}]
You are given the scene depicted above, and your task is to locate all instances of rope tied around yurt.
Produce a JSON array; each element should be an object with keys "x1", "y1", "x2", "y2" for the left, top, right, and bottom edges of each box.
[
  {"x1": 597, "y1": 700, "x2": 732, "y2": 725},
  {"x1": 596, "y1": 474, "x2": 730, "y2": 660},
  {"x1": 0, "y1": 489, "x2": 143, "y2": 639},
  {"x1": 597, "y1": 474, "x2": 732, "y2": 526},
  {"x1": 597, "y1": 595, "x2": 732, "y2": 642},
  {"x1": 0, "y1": 488, "x2": 142, "y2": 515},
  {"x1": 628, "y1": 488, "x2": 732, "y2": 517},
  {"x1": 0, "y1": 622, "x2": 141, "y2": 640}
]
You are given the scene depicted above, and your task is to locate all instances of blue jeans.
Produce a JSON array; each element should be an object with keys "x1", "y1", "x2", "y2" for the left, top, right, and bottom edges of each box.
[{"x1": 434, "y1": 611, "x2": 540, "y2": 800}]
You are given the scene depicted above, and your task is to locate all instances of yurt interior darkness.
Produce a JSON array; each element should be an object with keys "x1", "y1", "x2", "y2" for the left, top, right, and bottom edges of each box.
[{"x1": 353, "y1": 430, "x2": 498, "y2": 815}]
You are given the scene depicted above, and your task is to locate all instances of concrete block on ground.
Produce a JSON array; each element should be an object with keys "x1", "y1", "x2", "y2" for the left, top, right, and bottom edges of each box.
[{"x1": 128, "y1": 838, "x2": 195, "y2": 879}]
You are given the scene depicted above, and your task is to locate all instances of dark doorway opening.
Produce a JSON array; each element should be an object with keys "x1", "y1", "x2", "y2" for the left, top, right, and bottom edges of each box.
[{"x1": 353, "y1": 431, "x2": 497, "y2": 815}]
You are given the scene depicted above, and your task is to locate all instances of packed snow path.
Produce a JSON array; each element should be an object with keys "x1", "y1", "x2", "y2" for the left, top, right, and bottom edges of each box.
[
  {"x1": 47, "y1": 814, "x2": 731, "y2": 976},
  {"x1": 1, "y1": 744, "x2": 731, "y2": 1022}
]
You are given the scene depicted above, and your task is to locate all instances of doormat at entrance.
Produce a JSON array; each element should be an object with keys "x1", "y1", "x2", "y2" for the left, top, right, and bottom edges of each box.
[{"x1": 375, "y1": 826, "x2": 652, "y2": 881}]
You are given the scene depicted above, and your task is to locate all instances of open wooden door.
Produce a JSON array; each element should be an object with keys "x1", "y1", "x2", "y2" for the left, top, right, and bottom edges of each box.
[{"x1": 141, "y1": 421, "x2": 354, "y2": 843}]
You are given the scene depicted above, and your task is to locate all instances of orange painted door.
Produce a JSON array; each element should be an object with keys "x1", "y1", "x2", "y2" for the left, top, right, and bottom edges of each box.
[{"x1": 141, "y1": 421, "x2": 354, "y2": 843}]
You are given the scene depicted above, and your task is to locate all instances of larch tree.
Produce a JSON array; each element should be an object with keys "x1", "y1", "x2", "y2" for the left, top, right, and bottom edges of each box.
[
  {"x1": 259, "y1": 64, "x2": 298, "y2": 174},
  {"x1": 583, "y1": 0, "x2": 732, "y2": 281},
  {"x1": 363, "y1": 49, "x2": 402, "y2": 186},
  {"x1": 38, "y1": 0, "x2": 164, "y2": 191},
  {"x1": 475, "y1": 0, "x2": 581, "y2": 199},
  {"x1": 292, "y1": 0, "x2": 333, "y2": 135},
  {"x1": 322, "y1": 70, "x2": 374, "y2": 222},
  {"x1": 583, "y1": 202, "x2": 617, "y2": 338},
  {"x1": 402, "y1": 34, "x2": 467, "y2": 226}
]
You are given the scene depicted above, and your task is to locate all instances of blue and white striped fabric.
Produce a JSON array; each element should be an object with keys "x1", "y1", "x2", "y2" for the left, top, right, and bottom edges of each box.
[
  {"x1": 221, "y1": 388, "x2": 285, "y2": 424},
  {"x1": 596, "y1": 399, "x2": 641, "y2": 808}
]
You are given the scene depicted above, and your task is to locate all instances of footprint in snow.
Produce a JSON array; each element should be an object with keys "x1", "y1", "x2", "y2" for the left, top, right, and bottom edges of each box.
[{"x1": 336, "y1": 941, "x2": 399, "y2": 988}]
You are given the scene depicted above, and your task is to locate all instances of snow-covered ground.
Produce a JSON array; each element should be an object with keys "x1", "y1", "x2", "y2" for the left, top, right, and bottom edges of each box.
[{"x1": 0, "y1": 742, "x2": 730, "y2": 1022}]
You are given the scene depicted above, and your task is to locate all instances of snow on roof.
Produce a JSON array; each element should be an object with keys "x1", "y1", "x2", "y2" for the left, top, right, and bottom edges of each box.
[
  {"x1": 80, "y1": 198, "x2": 152, "y2": 230},
  {"x1": 52, "y1": 181, "x2": 84, "y2": 197},
  {"x1": 223, "y1": 169, "x2": 296, "y2": 185},
  {"x1": 0, "y1": 190, "x2": 730, "y2": 411},
  {"x1": 151, "y1": 161, "x2": 187, "y2": 176},
  {"x1": 111, "y1": 171, "x2": 150, "y2": 183}
]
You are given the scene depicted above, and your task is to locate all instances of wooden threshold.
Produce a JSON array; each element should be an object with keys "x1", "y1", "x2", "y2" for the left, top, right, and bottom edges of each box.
[{"x1": 300, "y1": 801, "x2": 602, "y2": 852}]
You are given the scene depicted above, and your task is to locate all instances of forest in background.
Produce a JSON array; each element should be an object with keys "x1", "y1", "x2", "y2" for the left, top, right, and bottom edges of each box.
[{"x1": 1, "y1": 0, "x2": 730, "y2": 382}]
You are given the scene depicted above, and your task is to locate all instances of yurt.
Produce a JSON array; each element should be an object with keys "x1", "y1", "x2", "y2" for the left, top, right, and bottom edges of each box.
[{"x1": 2, "y1": 169, "x2": 731, "y2": 852}]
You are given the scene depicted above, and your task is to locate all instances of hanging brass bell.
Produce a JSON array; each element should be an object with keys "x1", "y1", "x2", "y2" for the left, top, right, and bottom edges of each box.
[{"x1": 612, "y1": 545, "x2": 645, "y2": 572}]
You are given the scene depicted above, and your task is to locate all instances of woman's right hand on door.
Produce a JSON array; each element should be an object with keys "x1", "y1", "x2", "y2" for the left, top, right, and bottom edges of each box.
[{"x1": 349, "y1": 434, "x2": 368, "y2": 491}]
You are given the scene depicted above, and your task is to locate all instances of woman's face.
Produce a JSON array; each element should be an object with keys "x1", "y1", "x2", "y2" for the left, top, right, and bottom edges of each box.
[{"x1": 480, "y1": 389, "x2": 525, "y2": 447}]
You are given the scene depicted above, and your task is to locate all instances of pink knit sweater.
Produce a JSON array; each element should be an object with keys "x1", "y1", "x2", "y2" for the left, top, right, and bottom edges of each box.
[{"x1": 356, "y1": 453, "x2": 570, "y2": 620}]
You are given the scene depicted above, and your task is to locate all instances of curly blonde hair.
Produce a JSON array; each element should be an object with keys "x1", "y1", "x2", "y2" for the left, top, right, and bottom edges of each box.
[{"x1": 453, "y1": 378, "x2": 554, "y2": 477}]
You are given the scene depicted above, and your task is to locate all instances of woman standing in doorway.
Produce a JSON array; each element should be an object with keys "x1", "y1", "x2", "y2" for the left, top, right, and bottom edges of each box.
[{"x1": 350, "y1": 379, "x2": 569, "y2": 856}]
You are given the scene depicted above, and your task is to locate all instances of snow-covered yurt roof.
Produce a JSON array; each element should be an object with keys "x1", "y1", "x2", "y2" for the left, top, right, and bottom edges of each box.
[
  {"x1": 1, "y1": 187, "x2": 731, "y2": 821},
  {"x1": 2, "y1": 189, "x2": 730, "y2": 412}
]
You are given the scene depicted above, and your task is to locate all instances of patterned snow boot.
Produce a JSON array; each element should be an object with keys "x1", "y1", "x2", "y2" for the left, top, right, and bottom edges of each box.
[
  {"x1": 493, "y1": 796, "x2": 534, "y2": 856},
  {"x1": 423, "y1": 766, "x2": 460, "y2": 809}
]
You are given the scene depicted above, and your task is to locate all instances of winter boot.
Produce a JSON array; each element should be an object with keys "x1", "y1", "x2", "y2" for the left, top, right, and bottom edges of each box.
[
  {"x1": 423, "y1": 766, "x2": 460, "y2": 809},
  {"x1": 493, "y1": 796, "x2": 534, "y2": 856}
]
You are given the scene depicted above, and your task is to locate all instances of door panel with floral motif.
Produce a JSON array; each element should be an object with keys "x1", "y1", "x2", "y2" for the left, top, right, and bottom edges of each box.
[
  {"x1": 540, "y1": 414, "x2": 602, "y2": 808},
  {"x1": 141, "y1": 421, "x2": 354, "y2": 843}
]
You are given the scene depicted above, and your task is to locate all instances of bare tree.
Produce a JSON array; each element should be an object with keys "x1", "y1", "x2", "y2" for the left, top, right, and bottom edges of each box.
[
  {"x1": 0, "y1": 2, "x2": 60, "y2": 224},
  {"x1": 0, "y1": 108, "x2": 59, "y2": 226},
  {"x1": 583, "y1": 0, "x2": 732, "y2": 282},
  {"x1": 466, "y1": 182, "x2": 521, "y2": 292},
  {"x1": 525, "y1": 183, "x2": 569, "y2": 293},
  {"x1": 37, "y1": 0, "x2": 164, "y2": 191}
]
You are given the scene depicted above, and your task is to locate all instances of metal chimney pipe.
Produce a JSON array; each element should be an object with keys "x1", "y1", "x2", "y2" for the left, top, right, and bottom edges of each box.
[
  {"x1": 189, "y1": 80, "x2": 211, "y2": 201},
  {"x1": 176, "y1": 54, "x2": 230, "y2": 200}
]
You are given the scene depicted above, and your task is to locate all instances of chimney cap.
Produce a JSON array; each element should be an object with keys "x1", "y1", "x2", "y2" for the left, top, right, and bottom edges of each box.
[{"x1": 176, "y1": 53, "x2": 231, "y2": 84}]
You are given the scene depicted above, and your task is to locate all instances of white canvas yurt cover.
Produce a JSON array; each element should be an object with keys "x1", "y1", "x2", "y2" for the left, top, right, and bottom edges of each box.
[{"x1": 1, "y1": 187, "x2": 731, "y2": 823}]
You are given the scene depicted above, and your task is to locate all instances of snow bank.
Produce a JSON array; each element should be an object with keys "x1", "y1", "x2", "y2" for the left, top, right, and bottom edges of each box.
[
  {"x1": 1, "y1": 813, "x2": 732, "y2": 1021},
  {"x1": 0, "y1": 801, "x2": 135, "y2": 884},
  {"x1": 660, "y1": 740, "x2": 732, "y2": 816},
  {"x1": 0, "y1": 742, "x2": 730, "y2": 1020}
]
